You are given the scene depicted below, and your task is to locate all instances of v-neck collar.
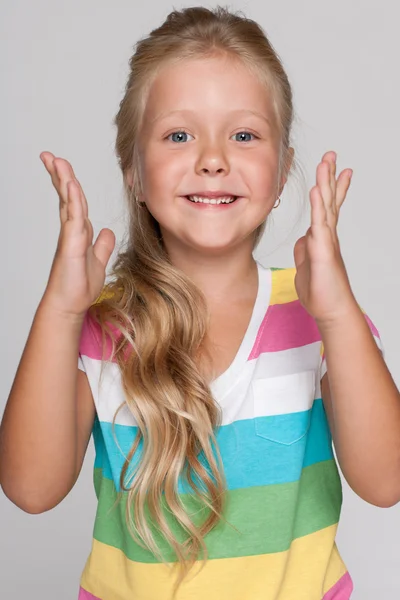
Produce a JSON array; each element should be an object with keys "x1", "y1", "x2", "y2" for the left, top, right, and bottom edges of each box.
[{"x1": 210, "y1": 260, "x2": 272, "y2": 402}]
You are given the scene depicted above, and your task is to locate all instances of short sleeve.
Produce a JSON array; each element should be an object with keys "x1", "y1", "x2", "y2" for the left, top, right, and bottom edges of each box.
[
  {"x1": 76, "y1": 307, "x2": 116, "y2": 373},
  {"x1": 319, "y1": 308, "x2": 385, "y2": 380}
]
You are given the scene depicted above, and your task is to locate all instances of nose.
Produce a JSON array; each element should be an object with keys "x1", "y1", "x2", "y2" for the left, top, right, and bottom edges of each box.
[{"x1": 195, "y1": 141, "x2": 230, "y2": 176}]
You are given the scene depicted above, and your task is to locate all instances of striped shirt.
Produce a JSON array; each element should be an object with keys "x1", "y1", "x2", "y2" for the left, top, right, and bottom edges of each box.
[{"x1": 77, "y1": 261, "x2": 384, "y2": 599}]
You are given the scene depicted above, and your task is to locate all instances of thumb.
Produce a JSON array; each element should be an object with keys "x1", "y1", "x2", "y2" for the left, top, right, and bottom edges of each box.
[
  {"x1": 93, "y1": 228, "x2": 116, "y2": 269},
  {"x1": 293, "y1": 235, "x2": 306, "y2": 269}
]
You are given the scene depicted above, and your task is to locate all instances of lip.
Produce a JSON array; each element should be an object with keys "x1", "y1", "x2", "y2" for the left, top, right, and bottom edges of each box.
[{"x1": 184, "y1": 191, "x2": 239, "y2": 198}]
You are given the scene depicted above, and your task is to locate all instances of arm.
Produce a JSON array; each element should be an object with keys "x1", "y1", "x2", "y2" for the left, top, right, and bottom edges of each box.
[
  {"x1": 0, "y1": 299, "x2": 95, "y2": 514},
  {"x1": 319, "y1": 304, "x2": 400, "y2": 508},
  {"x1": 0, "y1": 152, "x2": 114, "y2": 514}
]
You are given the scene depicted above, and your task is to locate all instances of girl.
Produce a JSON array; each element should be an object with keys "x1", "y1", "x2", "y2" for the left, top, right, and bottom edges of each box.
[{"x1": 1, "y1": 5, "x2": 400, "y2": 600}]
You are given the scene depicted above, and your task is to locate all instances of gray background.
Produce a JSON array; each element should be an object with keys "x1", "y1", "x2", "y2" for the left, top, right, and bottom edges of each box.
[{"x1": 1, "y1": 0, "x2": 399, "y2": 598}]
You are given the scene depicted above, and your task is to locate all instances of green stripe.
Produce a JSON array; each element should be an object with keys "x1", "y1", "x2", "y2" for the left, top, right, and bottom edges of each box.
[{"x1": 92, "y1": 459, "x2": 342, "y2": 563}]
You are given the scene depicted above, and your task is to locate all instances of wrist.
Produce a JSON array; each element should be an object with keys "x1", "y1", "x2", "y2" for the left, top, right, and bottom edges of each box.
[
  {"x1": 315, "y1": 300, "x2": 362, "y2": 333},
  {"x1": 37, "y1": 295, "x2": 87, "y2": 327}
]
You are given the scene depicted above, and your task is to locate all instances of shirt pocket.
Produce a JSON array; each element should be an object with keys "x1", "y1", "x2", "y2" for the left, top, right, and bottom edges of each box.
[{"x1": 252, "y1": 370, "x2": 316, "y2": 445}]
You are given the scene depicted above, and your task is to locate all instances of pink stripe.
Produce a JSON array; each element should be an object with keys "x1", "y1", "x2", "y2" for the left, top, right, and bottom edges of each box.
[
  {"x1": 249, "y1": 299, "x2": 381, "y2": 363},
  {"x1": 249, "y1": 299, "x2": 321, "y2": 360},
  {"x1": 363, "y1": 312, "x2": 379, "y2": 337},
  {"x1": 79, "y1": 312, "x2": 121, "y2": 362},
  {"x1": 322, "y1": 571, "x2": 353, "y2": 599},
  {"x1": 80, "y1": 297, "x2": 381, "y2": 365},
  {"x1": 78, "y1": 587, "x2": 101, "y2": 600},
  {"x1": 78, "y1": 573, "x2": 352, "y2": 600}
]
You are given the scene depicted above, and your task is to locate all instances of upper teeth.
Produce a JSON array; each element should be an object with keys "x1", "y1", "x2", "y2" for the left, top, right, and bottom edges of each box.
[{"x1": 188, "y1": 195, "x2": 236, "y2": 204}]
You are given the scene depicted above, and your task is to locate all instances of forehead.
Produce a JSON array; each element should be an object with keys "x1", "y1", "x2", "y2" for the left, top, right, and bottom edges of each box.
[{"x1": 143, "y1": 56, "x2": 276, "y2": 126}]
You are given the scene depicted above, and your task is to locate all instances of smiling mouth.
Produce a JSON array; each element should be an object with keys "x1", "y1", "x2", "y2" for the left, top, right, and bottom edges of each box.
[{"x1": 185, "y1": 195, "x2": 238, "y2": 205}]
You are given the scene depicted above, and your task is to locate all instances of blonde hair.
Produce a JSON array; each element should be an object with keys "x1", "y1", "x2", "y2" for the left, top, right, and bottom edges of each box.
[{"x1": 90, "y1": 5, "x2": 299, "y2": 597}]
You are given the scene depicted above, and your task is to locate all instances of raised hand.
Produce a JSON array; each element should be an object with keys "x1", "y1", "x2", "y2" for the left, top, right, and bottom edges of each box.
[
  {"x1": 40, "y1": 152, "x2": 116, "y2": 318},
  {"x1": 293, "y1": 151, "x2": 358, "y2": 326}
]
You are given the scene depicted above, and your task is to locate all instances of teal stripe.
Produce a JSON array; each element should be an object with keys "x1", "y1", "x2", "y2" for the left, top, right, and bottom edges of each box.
[
  {"x1": 92, "y1": 458, "x2": 341, "y2": 563},
  {"x1": 93, "y1": 399, "x2": 333, "y2": 493}
]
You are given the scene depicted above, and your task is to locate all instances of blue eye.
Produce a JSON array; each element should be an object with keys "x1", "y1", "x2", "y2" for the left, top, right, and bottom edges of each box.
[
  {"x1": 165, "y1": 130, "x2": 258, "y2": 143},
  {"x1": 167, "y1": 130, "x2": 193, "y2": 143},
  {"x1": 233, "y1": 131, "x2": 257, "y2": 142}
]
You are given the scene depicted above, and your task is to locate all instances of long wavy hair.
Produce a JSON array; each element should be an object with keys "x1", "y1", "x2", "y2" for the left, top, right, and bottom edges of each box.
[{"x1": 89, "y1": 5, "x2": 300, "y2": 597}]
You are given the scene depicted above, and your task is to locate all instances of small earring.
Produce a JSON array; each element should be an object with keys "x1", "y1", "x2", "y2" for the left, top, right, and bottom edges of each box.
[
  {"x1": 134, "y1": 195, "x2": 146, "y2": 207},
  {"x1": 273, "y1": 196, "x2": 281, "y2": 209}
]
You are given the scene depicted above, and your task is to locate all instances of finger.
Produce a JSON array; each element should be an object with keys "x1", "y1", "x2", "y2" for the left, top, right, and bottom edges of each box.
[
  {"x1": 66, "y1": 180, "x2": 85, "y2": 223},
  {"x1": 41, "y1": 154, "x2": 69, "y2": 224},
  {"x1": 93, "y1": 228, "x2": 116, "y2": 269},
  {"x1": 41, "y1": 154, "x2": 89, "y2": 223},
  {"x1": 310, "y1": 185, "x2": 327, "y2": 228},
  {"x1": 322, "y1": 151, "x2": 336, "y2": 197},
  {"x1": 336, "y1": 169, "x2": 353, "y2": 208},
  {"x1": 316, "y1": 161, "x2": 334, "y2": 213},
  {"x1": 53, "y1": 159, "x2": 89, "y2": 221},
  {"x1": 55, "y1": 159, "x2": 89, "y2": 220},
  {"x1": 55, "y1": 161, "x2": 71, "y2": 225},
  {"x1": 41, "y1": 152, "x2": 60, "y2": 191},
  {"x1": 330, "y1": 155, "x2": 337, "y2": 198},
  {"x1": 40, "y1": 151, "x2": 55, "y2": 166}
]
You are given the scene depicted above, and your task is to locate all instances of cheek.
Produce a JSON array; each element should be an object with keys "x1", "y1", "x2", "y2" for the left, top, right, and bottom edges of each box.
[
  {"x1": 245, "y1": 155, "x2": 279, "y2": 192},
  {"x1": 143, "y1": 149, "x2": 187, "y2": 190}
]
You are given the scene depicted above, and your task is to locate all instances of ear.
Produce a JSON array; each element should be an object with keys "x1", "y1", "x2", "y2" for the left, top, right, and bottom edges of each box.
[{"x1": 125, "y1": 168, "x2": 134, "y2": 189}]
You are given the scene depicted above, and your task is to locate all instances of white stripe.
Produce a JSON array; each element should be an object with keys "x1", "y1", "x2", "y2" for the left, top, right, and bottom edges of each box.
[{"x1": 79, "y1": 341, "x2": 323, "y2": 428}]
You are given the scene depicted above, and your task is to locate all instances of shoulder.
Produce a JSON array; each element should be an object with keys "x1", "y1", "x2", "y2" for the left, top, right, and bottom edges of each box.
[
  {"x1": 268, "y1": 266, "x2": 300, "y2": 306},
  {"x1": 266, "y1": 265, "x2": 323, "y2": 344},
  {"x1": 79, "y1": 286, "x2": 123, "y2": 361}
]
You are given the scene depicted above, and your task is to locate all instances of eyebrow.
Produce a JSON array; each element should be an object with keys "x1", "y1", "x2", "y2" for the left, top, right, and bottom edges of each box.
[{"x1": 150, "y1": 108, "x2": 272, "y2": 127}]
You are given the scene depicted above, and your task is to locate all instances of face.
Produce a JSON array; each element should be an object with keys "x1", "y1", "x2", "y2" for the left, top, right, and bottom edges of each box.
[{"x1": 135, "y1": 55, "x2": 292, "y2": 259}]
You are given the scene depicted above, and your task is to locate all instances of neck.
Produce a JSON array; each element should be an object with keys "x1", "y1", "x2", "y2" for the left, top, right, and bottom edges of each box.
[{"x1": 163, "y1": 239, "x2": 258, "y2": 303}]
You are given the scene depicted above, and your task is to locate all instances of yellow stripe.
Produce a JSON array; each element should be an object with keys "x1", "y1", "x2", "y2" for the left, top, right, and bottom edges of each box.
[
  {"x1": 80, "y1": 524, "x2": 347, "y2": 600},
  {"x1": 94, "y1": 285, "x2": 118, "y2": 305},
  {"x1": 271, "y1": 267, "x2": 297, "y2": 305}
]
